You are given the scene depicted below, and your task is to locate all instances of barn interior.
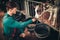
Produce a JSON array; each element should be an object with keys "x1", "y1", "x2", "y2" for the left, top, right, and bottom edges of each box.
[{"x1": 0, "y1": 0, "x2": 60, "y2": 40}]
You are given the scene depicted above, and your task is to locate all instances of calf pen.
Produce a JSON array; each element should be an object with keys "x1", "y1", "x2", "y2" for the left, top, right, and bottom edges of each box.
[{"x1": 25, "y1": 0, "x2": 59, "y2": 40}]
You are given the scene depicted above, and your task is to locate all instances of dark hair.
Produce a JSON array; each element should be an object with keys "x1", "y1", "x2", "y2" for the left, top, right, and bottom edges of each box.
[{"x1": 6, "y1": 1, "x2": 18, "y2": 10}]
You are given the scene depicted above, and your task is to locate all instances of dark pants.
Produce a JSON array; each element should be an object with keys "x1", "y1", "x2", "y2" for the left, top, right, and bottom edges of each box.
[
  {"x1": 4, "y1": 30, "x2": 25, "y2": 40},
  {"x1": 4, "y1": 35, "x2": 12, "y2": 40},
  {"x1": 4, "y1": 34, "x2": 25, "y2": 40}
]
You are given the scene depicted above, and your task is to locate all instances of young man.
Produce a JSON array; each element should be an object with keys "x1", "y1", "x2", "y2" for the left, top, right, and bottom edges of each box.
[
  {"x1": 0, "y1": 4, "x2": 5, "y2": 20},
  {"x1": 2, "y1": 1, "x2": 36, "y2": 40}
]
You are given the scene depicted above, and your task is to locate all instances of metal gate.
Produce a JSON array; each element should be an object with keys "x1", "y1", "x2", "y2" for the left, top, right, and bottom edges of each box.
[{"x1": 26, "y1": 0, "x2": 59, "y2": 32}]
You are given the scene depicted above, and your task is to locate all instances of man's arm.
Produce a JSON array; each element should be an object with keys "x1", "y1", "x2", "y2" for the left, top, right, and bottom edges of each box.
[{"x1": 5, "y1": 17, "x2": 33, "y2": 29}]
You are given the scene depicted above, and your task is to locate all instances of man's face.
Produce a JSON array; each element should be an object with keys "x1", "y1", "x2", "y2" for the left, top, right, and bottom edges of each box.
[
  {"x1": 11, "y1": 8, "x2": 17, "y2": 14},
  {"x1": 0, "y1": 11, "x2": 4, "y2": 17}
]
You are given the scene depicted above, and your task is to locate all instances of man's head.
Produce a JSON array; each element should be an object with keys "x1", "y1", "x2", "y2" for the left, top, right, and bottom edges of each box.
[
  {"x1": 6, "y1": 1, "x2": 18, "y2": 14},
  {"x1": 0, "y1": 4, "x2": 4, "y2": 17}
]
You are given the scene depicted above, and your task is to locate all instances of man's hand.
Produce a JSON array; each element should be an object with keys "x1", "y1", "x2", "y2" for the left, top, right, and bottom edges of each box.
[
  {"x1": 19, "y1": 28, "x2": 30, "y2": 38},
  {"x1": 32, "y1": 18, "x2": 36, "y2": 22},
  {"x1": 20, "y1": 33, "x2": 26, "y2": 38}
]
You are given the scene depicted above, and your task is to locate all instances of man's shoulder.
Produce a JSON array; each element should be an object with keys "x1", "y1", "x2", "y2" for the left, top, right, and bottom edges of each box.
[
  {"x1": 3, "y1": 14, "x2": 13, "y2": 23},
  {"x1": 3, "y1": 13, "x2": 12, "y2": 19}
]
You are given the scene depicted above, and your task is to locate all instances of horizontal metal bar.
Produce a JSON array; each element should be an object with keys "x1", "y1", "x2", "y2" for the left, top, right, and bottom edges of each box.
[{"x1": 26, "y1": 0, "x2": 42, "y2": 4}]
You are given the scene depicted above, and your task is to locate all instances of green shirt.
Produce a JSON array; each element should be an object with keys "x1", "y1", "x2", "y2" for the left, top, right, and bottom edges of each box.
[{"x1": 2, "y1": 13, "x2": 32, "y2": 35}]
